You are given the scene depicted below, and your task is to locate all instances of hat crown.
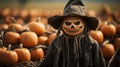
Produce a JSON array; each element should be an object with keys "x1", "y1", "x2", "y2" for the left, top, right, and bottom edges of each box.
[{"x1": 63, "y1": 0, "x2": 85, "y2": 16}]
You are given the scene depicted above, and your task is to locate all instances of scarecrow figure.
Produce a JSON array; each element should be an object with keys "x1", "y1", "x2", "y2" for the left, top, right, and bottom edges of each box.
[{"x1": 40, "y1": 0, "x2": 106, "y2": 67}]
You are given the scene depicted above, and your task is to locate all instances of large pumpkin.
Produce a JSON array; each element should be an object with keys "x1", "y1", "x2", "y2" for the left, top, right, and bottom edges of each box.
[
  {"x1": 101, "y1": 42, "x2": 115, "y2": 60},
  {"x1": 20, "y1": 32, "x2": 38, "y2": 48},
  {"x1": 30, "y1": 48, "x2": 44, "y2": 61},
  {"x1": 89, "y1": 30, "x2": 104, "y2": 44},
  {"x1": 28, "y1": 22, "x2": 46, "y2": 35},
  {"x1": 4, "y1": 32, "x2": 20, "y2": 44},
  {"x1": 14, "y1": 44, "x2": 31, "y2": 62},
  {"x1": 100, "y1": 23, "x2": 116, "y2": 37},
  {"x1": 0, "y1": 45, "x2": 18, "y2": 65}
]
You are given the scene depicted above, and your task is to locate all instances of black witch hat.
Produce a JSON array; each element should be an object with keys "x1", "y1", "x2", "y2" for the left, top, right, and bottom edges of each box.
[{"x1": 48, "y1": 0, "x2": 98, "y2": 30}]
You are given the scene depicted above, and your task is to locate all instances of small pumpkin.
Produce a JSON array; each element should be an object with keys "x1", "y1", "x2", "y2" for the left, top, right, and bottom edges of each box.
[
  {"x1": 0, "y1": 23, "x2": 8, "y2": 30},
  {"x1": 0, "y1": 45, "x2": 18, "y2": 65},
  {"x1": 14, "y1": 44, "x2": 31, "y2": 62},
  {"x1": 20, "y1": 32, "x2": 38, "y2": 48},
  {"x1": 30, "y1": 47, "x2": 44, "y2": 61},
  {"x1": 8, "y1": 23, "x2": 23, "y2": 32},
  {"x1": 116, "y1": 24, "x2": 120, "y2": 34},
  {"x1": 47, "y1": 33, "x2": 56, "y2": 45},
  {"x1": 28, "y1": 21, "x2": 46, "y2": 35},
  {"x1": 114, "y1": 37, "x2": 120, "y2": 53},
  {"x1": 8, "y1": 17, "x2": 23, "y2": 32},
  {"x1": 101, "y1": 41, "x2": 115, "y2": 60},
  {"x1": 89, "y1": 30, "x2": 104, "y2": 44},
  {"x1": 4, "y1": 31, "x2": 20, "y2": 44},
  {"x1": 38, "y1": 36, "x2": 48, "y2": 45}
]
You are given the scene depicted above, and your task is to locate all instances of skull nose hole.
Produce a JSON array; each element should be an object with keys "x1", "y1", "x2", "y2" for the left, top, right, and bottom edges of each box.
[{"x1": 71, "y1": 25, "x2": 74, "y2": 29}]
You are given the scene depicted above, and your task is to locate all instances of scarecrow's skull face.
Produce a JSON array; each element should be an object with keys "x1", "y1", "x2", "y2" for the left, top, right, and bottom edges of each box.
[{"x1": 62, "y1": 17, "x2": 85, "y2": 36}]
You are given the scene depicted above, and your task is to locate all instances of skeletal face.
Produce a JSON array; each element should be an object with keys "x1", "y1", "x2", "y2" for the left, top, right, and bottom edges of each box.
[{"x1": 62, "y1": 17, "x2": 85, "y2": 36}]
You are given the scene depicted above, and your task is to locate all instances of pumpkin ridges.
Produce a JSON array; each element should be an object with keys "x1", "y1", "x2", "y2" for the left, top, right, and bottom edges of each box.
[
  {"x1": 28, "y1": 22, "x2": 46, "y2": 35},
  {"x1": 0, "y1": 45, "x2": 18, "y2": 65},
  {"x1": 30, "y1": 48, "x2": 44, "y2": 61},
  {"x1": 89, "y1": 30, "x2": 104, "y2": 44},
  {"x1": 8, "y1": 23, "x2": 23, "y2": 32},
  {"x1": 4, "y1": 50, "x2": 18, "y2": 65},
  {"x1": 101, "y1": 41, "x2": 115, "y2": 60},
  {"x1": 100, "y1": 23, "x2": 116, "y2": 37},
  {"x1": 38, "y1": 36, "x2": 48, "y2": 45},
  {"x1": 20, "y1": 32, "x2": 38, "y2": 48},
  {"x1": 14, "y1": 47, "x2": 31, "y2": 62},
  {"x1": 4, "y1": 32, "x2": 20, "y2": 44}
]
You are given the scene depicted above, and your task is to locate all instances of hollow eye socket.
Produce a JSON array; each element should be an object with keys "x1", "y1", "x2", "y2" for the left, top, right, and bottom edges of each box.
[
  {"x1": 75, "y1": 21, "x2": 80, "y2": 25},
  {"x1": 65, "y1": 21, "x2": 71, "y2": 26}
]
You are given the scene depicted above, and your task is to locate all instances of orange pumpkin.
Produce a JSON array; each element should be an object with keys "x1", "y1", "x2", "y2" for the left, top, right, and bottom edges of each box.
[
  {"x1": 38, "y1": 36, "x2": 48, "y2": 45},
  {"x1": 100, "y1": 23, "x2": 116, "y2": 37},
  {"x1": 28, "y1": 22, "x2": 46, "y2": 35},
  {"x1": 4, "y1": 32, "x2": 20, "y2": 44},
  {"x1": 89, "y1": 30, "x2": 104, "y2": 44},
  {"x1": 20, "y1": 32, "x2": 38, "y2": 48},
  {"x1": 47, "y1": 33, "x2": 56, "y2": 45},
  {"x1": 101, "y1": 41, "x2": 115, "y2": 60},
  {"x1": 0, "y1": 23, "x2": 8, "y2": 30},
  {"x1": 8, "y1": 23, "x2": 23, "y2": 32},
  {"x1": 114, "y1": 37, "x2": 120, "y2": 53},
  {"x1": 30, "y1": 48, "x2": 44, "y2": 61},
  {"x1": 14, "y1": 44, "x2": 31, "y2": 62},
  {"x1": 0, "y1": 45, "x2": 18, "y2": 65},
  {"x1": 116, "y1": 24, "x2": 120, "y2": 34}
]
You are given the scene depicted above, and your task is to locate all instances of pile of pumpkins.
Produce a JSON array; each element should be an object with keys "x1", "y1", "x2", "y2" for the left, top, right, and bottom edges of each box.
[
  {"x1": 0, "y1": 16, "x2": 120, "y2": 66},
  {"x1": 0, "y1": 17, "x2": 56, "y2": 66},
  {"x1": 89, "y1": 21, "x2": 120, "y2": 61}
]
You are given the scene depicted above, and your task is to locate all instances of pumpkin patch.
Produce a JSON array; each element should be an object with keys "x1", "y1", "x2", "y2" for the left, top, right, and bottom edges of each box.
[{"x1": 0, "y1": 4, "x2": 119, "y2": 67}]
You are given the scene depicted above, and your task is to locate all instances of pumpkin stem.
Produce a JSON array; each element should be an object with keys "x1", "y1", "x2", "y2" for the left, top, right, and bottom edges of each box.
[
  {"x1": 107, "y1": 21, "x2": 111, "y2": 25},
  {"x1": 101, "y1": 40, "x2": 110, "y2": 47},
  {"x1": 0, "y1": 40, "x2": 4, "y2": 47},
  {"x1": 8, "y1": 44, "x2": 12, "y2": 51},
  {"x1": 19, "y1": 44, "x2": 23, "y2": 49},
  {"x1": 10, "y1": 17, "x2": 17, "y2": 23},
  {"x1": 25, "y1": 25, "x2": 30, "y2": 31},
  {"x1": 36, "y1": 17, "x2": 41, "y2": 22},
  {"x1": 0, "y1": 30, "x2": 4, "y2": 40},
  {"x1": 11, "y1": 26, "x2": 16, "y2": 32}
]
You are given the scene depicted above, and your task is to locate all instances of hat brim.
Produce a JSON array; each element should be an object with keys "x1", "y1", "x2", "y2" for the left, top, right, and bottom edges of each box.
[{"x1": 48, "y1": 15, "x2": 98, "y2": 30}]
